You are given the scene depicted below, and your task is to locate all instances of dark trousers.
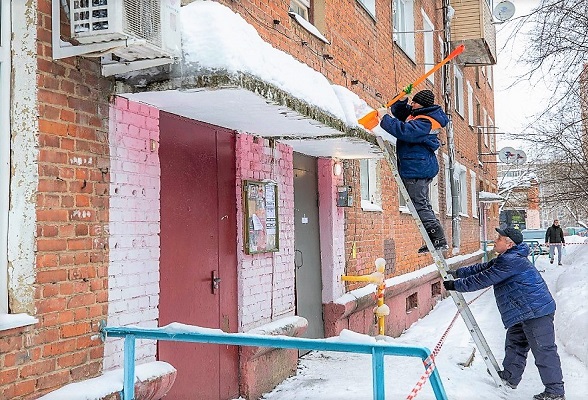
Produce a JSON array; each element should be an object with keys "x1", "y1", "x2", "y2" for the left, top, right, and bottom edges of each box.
[
  {"x1": 503, "y1": 313, "x2": 564, "y2": 395},
  {"x1": 402, "y1": 178, "x2": 445, "y2": 243}
]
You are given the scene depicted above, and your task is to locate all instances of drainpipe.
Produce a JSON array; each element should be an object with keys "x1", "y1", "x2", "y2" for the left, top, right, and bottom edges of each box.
[{"x1": 442, "y1": 0, "x2": 461, "y2": 249}]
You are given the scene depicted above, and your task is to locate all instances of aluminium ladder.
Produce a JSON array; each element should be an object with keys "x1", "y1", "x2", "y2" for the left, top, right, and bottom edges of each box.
[{"x1": 375, "y1": 136, "x2": 504, "y2": 388}]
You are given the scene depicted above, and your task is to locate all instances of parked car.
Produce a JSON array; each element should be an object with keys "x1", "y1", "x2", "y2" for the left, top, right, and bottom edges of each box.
[{"x1": 521, "y1": 228, "x2": 549, "y2": 255}]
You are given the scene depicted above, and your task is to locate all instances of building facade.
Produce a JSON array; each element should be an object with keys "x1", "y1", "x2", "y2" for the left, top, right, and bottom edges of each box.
[{"x1": 1, "y1": 0, "x2": 499, "y2": 399}]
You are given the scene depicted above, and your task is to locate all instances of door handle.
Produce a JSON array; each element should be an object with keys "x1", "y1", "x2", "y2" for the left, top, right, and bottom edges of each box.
[{"x1": 211, "y1": 271, "x2": 221, "y2": 293}]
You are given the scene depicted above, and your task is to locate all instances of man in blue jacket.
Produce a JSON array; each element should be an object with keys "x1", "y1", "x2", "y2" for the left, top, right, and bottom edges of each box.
[
  {"x1": 378, "y1": 89, "x2": 449, "y2": 253},
  {"x1": 443, "y1": 227, "x2": 565, "y2": 400}
]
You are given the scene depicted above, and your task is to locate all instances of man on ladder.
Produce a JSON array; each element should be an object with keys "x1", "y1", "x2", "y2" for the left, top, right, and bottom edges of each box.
[
  {"x1": 373, "y1": 90, "x2": 505, "y2": 389},
  {"x1": 378, "y1": 89, "x2": 449, "y2": 253}
]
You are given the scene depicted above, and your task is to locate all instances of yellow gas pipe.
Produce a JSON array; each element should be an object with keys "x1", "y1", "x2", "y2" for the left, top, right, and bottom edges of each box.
[{"x1": 341, "y1": 258, "x2": 390, "y2": 336}]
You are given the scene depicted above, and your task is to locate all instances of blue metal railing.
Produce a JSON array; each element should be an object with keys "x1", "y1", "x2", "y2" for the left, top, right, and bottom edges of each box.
[
  {"x1": 102, "y1": 325, "x2": 448, "y2": 400},
  {"x1": 523, "y1": 240, "x2": 542, "y2": 266}
]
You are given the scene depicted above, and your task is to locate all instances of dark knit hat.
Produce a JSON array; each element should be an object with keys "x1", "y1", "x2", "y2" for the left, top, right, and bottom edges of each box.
[
  {"x1": 495, "y1": 227, "x2": 524, "y2": 244},
  {"x1": 412, "y1": 90, "x2": 435, "y2": 107}
]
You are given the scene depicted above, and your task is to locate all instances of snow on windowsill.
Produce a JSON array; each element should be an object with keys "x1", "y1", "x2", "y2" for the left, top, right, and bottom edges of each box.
[
  {"x1": 361, "y1": 200, "x2": 383, "y2": 212},
  {"x1": 0, "y1": 313, "x2": 38, "y2": 331},
  {"x1": 288, "y1": 12, "x2": 330, "y2": 44}
]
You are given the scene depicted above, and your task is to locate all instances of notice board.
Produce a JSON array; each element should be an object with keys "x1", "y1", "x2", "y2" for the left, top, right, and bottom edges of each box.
[{"x1": 243, "y1": 180, "x2": 279, "y2": 254}]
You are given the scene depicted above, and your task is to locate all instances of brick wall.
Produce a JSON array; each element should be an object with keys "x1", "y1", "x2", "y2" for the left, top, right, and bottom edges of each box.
[
  {"x1": 235, "y1": 135, "x2": 295, "y2": 331},
  {"x1": 103, "y1": 97, "x2": 161, "y2": 370},
  {"x1": 0, "y1": 1, "x2": 113, "y2": 397}
]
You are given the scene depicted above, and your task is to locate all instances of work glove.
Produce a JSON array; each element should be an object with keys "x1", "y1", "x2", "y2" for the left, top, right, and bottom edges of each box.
[
  {"x1": 443, "y1": 280, "x2": 455, "y2": 291},
  {"x1": 377, "y1": 107, "x2": 389, "y2": 119},
  {"x1": 402, "y1": 83, "x2": 414, "y2": 94},
  {"x1": 445, "y1": 270, "x2": 457, "y2": 278}
]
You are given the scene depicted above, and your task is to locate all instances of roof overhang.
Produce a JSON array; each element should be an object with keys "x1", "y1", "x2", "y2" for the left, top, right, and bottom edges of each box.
[{"x1": 116, "y1": 69, "x2": 383, "y2": 159}]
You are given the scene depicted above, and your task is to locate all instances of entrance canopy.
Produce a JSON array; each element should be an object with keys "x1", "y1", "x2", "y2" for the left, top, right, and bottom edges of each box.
[{"x1": 116, "y1": 1, "x2": 394, "y2": 159}]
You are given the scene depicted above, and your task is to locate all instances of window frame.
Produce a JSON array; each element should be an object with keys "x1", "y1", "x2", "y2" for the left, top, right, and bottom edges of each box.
[
  {"x1": 421, "y1": 10, "x2": 434, "y2": 84},
  {"x1": 357, "y1": 0, "x2": 376, "y2": 19},
  {"x1": 360, "y1": 159, "x2": 382, "y2": 212},
  {"x1": 393, "y1": 0, "x2": 415, "y2": 61},
  {"x1": 453, "y1": 66, "x2": 464, "y2": 116},
  {"x1": 290, "y1": 0, "x2": 310, "y2": 21},
  {"x1": 1, "y1": 0, "x2": 11, "y2": 314},
  {"x1": 471, "y1": 171, "x2": 478, "y2": 218},
  {"x1": 467, "y1": 81, "x2": 474, "y2": 127},
  {"x1": 443, "y1": 154, "x2": 451, "y2": 216},
  {"x1": 457, "y1": 165, "x2": 468, "y2": 217}
]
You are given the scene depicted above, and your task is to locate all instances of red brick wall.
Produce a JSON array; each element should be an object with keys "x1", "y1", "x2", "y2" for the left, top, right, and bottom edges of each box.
[
  {"x1": 207, "y1": 0, "x2": 495, "y2": 277},
  {"x1": 0, "y1": 1, "x2": 112, "y2": 397}
]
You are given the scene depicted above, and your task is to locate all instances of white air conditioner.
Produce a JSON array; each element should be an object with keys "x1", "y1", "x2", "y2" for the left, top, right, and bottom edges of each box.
[{"x1": 69, "y1": 0, "x2": 181, "y2": 61}]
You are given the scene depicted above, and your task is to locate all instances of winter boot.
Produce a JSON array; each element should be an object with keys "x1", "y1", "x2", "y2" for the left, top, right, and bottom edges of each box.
[
  {"x1": 497, "y1": 370, "x2": 517, "y2": 389},
  {"x1": 533, "y1": 391, "x2": 565, "y2": 400},
  {"x1": 418, "y1": 225, "x2": 448, "y2": 254},
  {"x1": 417, "y1": 241, "x2": 448, "y2": 254}
]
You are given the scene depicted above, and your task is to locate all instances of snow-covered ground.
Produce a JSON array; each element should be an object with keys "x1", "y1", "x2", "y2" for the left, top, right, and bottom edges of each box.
[{"x1": 251, "y1": 236, "x2": 588, "y2": 400}]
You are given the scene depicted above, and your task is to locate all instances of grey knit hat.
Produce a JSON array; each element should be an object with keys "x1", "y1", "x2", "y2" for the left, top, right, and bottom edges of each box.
[{"x1": 412, "y1": 90, "x2": 435, "y2": 107}]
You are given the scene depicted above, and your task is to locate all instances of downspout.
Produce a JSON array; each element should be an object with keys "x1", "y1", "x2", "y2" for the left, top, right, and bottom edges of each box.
[{"x1": 442, "y1": 0, "x2": 461, "y2": 249}]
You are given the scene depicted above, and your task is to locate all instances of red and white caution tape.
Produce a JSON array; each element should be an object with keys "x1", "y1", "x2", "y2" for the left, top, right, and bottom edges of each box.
[{"x1": 405, "y1": 288, "x2": 491, "y2": 399}]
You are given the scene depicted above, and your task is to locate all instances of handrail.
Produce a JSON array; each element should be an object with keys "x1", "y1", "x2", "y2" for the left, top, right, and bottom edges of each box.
[
  {"x1": 102, "y1": 325, "x2": 448, "y2": 400},
  {"x1": 523, "y1": 240, "x2": 542, "y2": 266}
]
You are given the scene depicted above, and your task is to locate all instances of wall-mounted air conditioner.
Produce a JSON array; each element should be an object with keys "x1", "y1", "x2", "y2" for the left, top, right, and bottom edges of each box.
[{"x1": 69, "y1": 0, "x2": 181, "y2": 61}]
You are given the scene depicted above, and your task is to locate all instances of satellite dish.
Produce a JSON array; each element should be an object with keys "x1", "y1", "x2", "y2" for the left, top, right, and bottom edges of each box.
[
  {"x1": 498, "y1": 147, "x2": 516, "y2": 163},
  {"x1": 493, "y1": 1, "x2": 516, "y2": 22},
  {"x1": 513, "y1": 149, "x2": 527, "y2": 165}
]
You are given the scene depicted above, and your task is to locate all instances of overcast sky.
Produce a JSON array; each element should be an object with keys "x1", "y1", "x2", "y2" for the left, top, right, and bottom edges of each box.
[{"x1": 493, "y1": 0, "x2": 546, "y2": 152}]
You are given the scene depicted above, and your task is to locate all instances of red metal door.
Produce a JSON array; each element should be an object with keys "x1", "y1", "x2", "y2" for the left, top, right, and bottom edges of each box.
[{"x1": 159, "y1": 112, "x2": 239, "y2": 399}]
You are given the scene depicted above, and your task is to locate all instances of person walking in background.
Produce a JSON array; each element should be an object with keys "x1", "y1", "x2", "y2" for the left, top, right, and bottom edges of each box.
[
  {"x1": 545, "y1": 219, "x2": 565, "y2": 265},
  {"x1": 377, "y1": 89, "x2": 449, "y2": 253},
  {"x1": 443, "y1": 227, "x2": 566, "y2": 400}
]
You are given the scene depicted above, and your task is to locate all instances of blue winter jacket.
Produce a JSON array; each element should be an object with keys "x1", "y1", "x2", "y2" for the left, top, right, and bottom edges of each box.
[
  {"x1": 453, "y1": 243, "x2": 556, "y2": 328},
  {"x1": 379, "y1": 99, "x2": 449, "y2": 179}
]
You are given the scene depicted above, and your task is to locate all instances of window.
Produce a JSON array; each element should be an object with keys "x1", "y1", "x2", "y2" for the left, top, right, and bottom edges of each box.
[
  {"x1": 438, "y1": 36, "x2": 444, "y2": 82},
  {"x1": 289, "y1": 1, "x2": 330, "y2": 44},
  {"x1": 357, "y1": 0, "x2": 375, "y2": 18},
  {"x1": 471, "y1": 172, "x2": 478, "y2": 218},
  {"x1": 406, "y1": 292, "x2": 418, "y2": 312},
  {"x1": 1, "y1": 0, "x2": 11, "y2": 313},
  {"x1": 457, "y1": 165, "x2": 468, "y2": 216},
  {"x1": 422, "y1": 10, "x2": 434, "y2": 83},
  {"x1": 360, "y1": 159, "x2": 382, "y2": 211},
  {"x1": 290, "y1": 0, "x2": 310, "y2": 21},
  {"x1": 454, "y1": 66, "x2": 464, "y2": 116},
  {"x1": 393, "y1": 0, "x2": 415, "y2": 60},
  {"x1": 467, "y1": 81, "x2": 474, "y2": 127},
  {"x1": 444, "y1": 154, "x2": 452, "y2": 215}
]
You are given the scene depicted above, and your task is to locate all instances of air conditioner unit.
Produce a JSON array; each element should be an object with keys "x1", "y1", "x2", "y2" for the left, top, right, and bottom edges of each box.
[{"x1": 69, "y1": 0, "x2": 181, "y2": 61}]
